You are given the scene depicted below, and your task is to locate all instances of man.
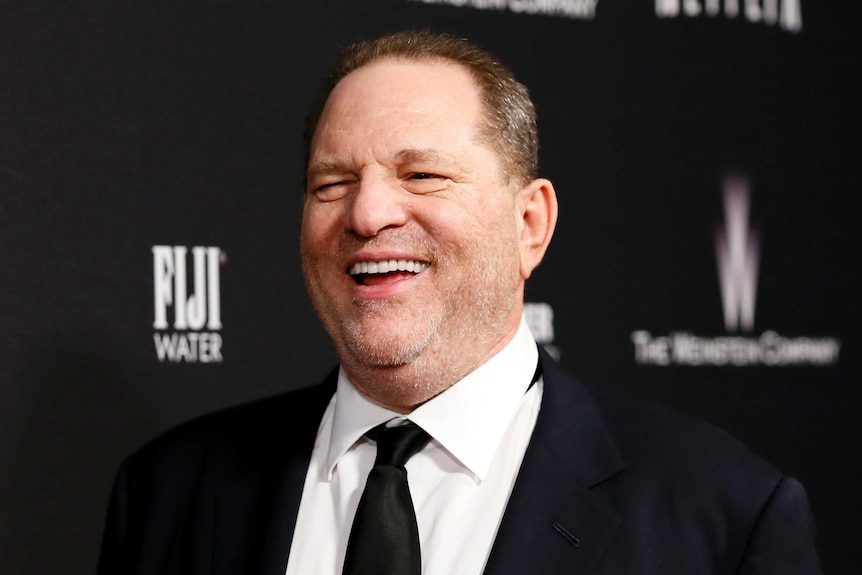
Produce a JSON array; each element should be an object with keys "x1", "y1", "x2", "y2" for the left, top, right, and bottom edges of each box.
[{"x1": 98, "y1": 31, "x2": 822, "y2": 574}]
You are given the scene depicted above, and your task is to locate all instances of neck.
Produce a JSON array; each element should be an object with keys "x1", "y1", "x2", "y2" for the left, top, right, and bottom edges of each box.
[{"x1": 344, "y1": 312, "x2": 524, "y2": 413}]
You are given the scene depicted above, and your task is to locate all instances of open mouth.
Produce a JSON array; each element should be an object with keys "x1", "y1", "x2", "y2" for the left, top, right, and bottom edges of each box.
[{"x1": 348, "y1": 259, "x2": 429, "y2": 286}]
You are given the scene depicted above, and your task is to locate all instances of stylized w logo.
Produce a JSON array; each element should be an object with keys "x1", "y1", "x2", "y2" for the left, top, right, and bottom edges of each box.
[{"x1": 715, "y1": 176, "x2": 760, "y2": 333}]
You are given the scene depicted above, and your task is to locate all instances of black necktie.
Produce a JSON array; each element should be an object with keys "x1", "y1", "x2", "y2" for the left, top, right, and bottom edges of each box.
[{"x1": 342, "y1": 421, "x2": 431, "y2": 575}]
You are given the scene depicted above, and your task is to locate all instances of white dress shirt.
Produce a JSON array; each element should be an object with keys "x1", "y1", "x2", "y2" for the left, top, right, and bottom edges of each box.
[{"x1": 284, "y1": 317, "x2": 543, "y2": 575}]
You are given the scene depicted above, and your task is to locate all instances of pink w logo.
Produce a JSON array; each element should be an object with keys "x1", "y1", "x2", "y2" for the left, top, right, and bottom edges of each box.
[{"x1": 715, "y1": 176, "x2": 760, "y2": 333}]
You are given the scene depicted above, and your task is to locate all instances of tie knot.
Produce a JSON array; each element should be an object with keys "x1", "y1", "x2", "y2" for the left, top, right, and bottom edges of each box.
[{"x1": 368, "y1": 421, "x2": 430, "y2": 467}]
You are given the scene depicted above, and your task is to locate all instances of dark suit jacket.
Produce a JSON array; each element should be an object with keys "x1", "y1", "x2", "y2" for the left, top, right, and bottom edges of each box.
[{"x1": 98, "y1": 351, "x2": 822, "y2": 574}]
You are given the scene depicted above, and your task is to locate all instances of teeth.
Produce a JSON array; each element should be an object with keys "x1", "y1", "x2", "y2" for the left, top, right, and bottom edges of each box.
[{"x1": 349, "y1": 260, "x2": 428, "y2": 275}]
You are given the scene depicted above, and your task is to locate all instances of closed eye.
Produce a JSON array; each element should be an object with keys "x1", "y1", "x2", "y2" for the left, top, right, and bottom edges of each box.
[
  {"x1": 403, "y1": 172, "x2": 449, "y2": 194},
  {"x1": 311, "y1": 180, "x2": 354, "y2": 201}
]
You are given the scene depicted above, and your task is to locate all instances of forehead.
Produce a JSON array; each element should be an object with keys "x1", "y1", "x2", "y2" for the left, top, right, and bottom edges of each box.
[
  {"x1": 332, "y1": 56, "x2": 481, "y2": 109},
  {"x1": 311, "y1": 58, "x2": 485, "y2": 154}
]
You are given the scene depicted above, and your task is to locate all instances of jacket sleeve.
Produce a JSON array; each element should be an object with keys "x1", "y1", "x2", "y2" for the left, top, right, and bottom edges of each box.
[
  {"x1": 97, "y1": 457, "x2": 135, "y2": 575},
  {"x1": 735, "y1": 475, "x2": 822, "y2": 574}
]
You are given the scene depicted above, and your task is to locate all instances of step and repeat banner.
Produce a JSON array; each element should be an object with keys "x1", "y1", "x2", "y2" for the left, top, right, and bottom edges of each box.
[{"x1": 2, "y1": 2, "x2": 859, "y2": 573}]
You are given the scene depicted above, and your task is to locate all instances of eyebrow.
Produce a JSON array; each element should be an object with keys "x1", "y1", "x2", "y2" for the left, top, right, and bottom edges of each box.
[
  {"x1": 306, "y1": 147, "x2": 467, "y2": 180},
  {"x1": 394, "y1": 148, "x2": 468, "y2": 179},
  {"x1": 306, "y1": 161, "x2": 347, "y2": 181},
  {"x1": 395, "y1": 148, "x2": 457, "y2": 166}
]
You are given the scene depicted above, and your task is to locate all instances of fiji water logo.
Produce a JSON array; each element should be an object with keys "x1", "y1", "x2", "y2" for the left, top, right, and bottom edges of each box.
[{"x1": 152, "y1": 246, "x2": 224, "y2": 363}]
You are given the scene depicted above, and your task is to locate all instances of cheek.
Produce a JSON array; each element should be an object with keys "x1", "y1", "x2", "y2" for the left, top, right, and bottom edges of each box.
[
  {"x1": 301, "y1": 205, "x2": 338, "y2": 254},
  {"x1": 424, "y1": 193, "x2": 503, "y2": 233},
  {"x1": 474, "y1": 200, "x2": 520, "y2": 242},
  {"x1": 300, "y1": 229, "x2": 330, "y2": 287}
]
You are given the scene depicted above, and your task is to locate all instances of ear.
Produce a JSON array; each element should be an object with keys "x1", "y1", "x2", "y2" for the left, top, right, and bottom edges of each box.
[{"x1": 516, "y1": 178, "x2": 558, "y2": 280}]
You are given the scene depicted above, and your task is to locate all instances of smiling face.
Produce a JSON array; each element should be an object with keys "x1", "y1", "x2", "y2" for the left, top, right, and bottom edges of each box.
[{"x1": 301, "y1": 58, "x2": 538, "y2": 411}]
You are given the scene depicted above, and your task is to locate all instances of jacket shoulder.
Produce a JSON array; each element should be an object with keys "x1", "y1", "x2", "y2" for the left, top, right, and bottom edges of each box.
[
  {"x1": 589, "y1": 385, "x2": 781, "y2": 486},
  {"x1": 130, "y1": 375, "x2": 335, "y2": 475}
]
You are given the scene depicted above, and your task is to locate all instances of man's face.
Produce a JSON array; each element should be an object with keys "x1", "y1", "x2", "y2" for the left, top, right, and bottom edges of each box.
[{"x1": 301, "y1": 59, "x2": 527, "y2": 410}]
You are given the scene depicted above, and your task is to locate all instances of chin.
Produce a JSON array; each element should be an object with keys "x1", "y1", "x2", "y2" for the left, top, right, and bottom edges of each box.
[
  {"x1": 343, "y1": 332, "x2": 428, "y2": 368},
  {"x1": 338, "y1": 305, "x2": 440, "y2": 361}
]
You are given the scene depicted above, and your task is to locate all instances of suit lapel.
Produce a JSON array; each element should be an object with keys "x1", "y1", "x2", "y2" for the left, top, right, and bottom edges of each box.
[
  {"x1": 206, "y1": 355, "x2": 624, "y2": 575},
  {"x1": 211, "y1": 372, "x2": 337, "y2": 575},
  {"x1": 484, "y1": 350, "x2": 625, "y2": 575}
]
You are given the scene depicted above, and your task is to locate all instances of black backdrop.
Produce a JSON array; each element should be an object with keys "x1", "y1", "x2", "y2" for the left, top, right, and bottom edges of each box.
[{"x1": 1, "y1": 1, "x2": 859, "y2": 573}]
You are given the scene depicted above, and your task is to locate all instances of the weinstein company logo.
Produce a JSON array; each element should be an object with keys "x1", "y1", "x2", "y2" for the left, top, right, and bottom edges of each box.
[
  {"x1": 716, "y1": 176, "x2": 759, "y2": 333},
  {"x1": 631, "y1": 176, "x2": 841, "y2": 367},
  {"x1": 152, "y1": 246, "x2": 224, "y2": 363}
]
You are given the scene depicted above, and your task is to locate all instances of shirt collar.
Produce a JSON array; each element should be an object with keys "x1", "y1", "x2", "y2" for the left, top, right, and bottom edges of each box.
[{"x1": 327, "y1": 316, "x2": 539, "y2": 481}]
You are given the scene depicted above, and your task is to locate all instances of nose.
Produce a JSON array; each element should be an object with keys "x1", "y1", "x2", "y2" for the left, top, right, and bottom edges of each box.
[{"x1": 345, "y1": 175, "x2": 409, "y2": 237}]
